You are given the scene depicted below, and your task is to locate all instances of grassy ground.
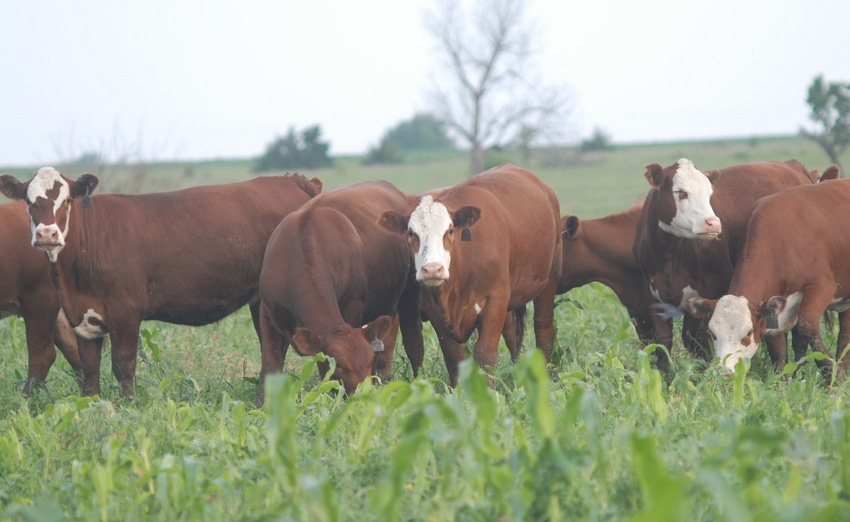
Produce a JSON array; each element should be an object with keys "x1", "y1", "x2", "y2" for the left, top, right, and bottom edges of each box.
[{"x1": 1, "y1": 136, "x2": 850, "y2": 520}]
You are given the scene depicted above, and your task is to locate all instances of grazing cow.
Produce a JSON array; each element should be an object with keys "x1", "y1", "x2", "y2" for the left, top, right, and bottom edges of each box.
[
  {"x1": 686, "y1": 174, "x2": 848, "y2": 380},
  {"x1": 0, "y1": 167, "x2": 322, "y2": 397},
  {"x1": 559, "y1": 198, "x2": 656, "y2": 344},
  {"x1": 257, "y1": 180, "x2": 424, "y2": 402},
  {"x1": 0, "y1": 201, "x2": 80, "y2": 393},
  {"x1": 380, "y1": 163, "x2": 562, "y2": 385},
  {"x1": 634, "y1": 159, "x2": 824, "y2": 373}
]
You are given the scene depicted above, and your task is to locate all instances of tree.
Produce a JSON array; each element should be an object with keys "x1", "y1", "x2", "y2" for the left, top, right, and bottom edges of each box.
[
  {"x1": 801, "y1": 75, "x2": 850, "y2": 176},
  {"x1": 254, "y1": 125, "x2": 332, "y2": 172},
  {"x1": 580, "y1": 127, "x2": 613, "y2": 153},
  {"x1": 362, "y1": 136, "x2": 404, "y2": 166},
  {"x1": 424, "y1": 0, "x2": 570, "y2": 175},
  {"x1": 385, "y1": 113, "x2": 455, "y2": 151}
]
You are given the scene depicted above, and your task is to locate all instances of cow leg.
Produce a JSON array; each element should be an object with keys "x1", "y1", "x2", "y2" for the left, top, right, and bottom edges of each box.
[
  {"x1": 372, "y1": 315, "x2": 400, "y2": 380},
  {"x1": 502, "y1": 307, "x2": 526, "y2": 363},
  {"x1": 648, "y1": 314, "x2": 674, "y2": 376},
  {"x1": 18, "y1": 297, "x2": 59, "y2": 395},
  {"x1": 631, "y1": 313, "x2": 654, "y2": 347},
  {"x1": 474, "y1": 299, "x2": 509, "y2": 376},
  {"x1": 78, "y1": 336, "x2": 104, "y2": 396},
  {"x1": 682, "y1": 313, "x2": 711, "y2": 361},
  {"x1": 109, "y1": 319, "x2": 142, "y2": 398},
  {"x1": 835, "y1": 311, "x2": 850, "y2": 380},
  {"x1": 430, "y1": 317, "x2": 465, "y2": 388},
  {"x1": 257, "y1": 302, "x2": 290, "y2": 405},
  {"x1": 53, "y1": 309, "x2": 82, "y2": 375},
  {"x1": 790, "y1": 326, "x2": 807, "y2": 362},
  {"x1": 532, "y1": 280, "x2": 558, "y2": 363},
  {"x1": 796, "y1": 290, "x2": 836, "y2": 383},
  {"x1": 763, "y1": 332, "x2": 788, "y2": 373},
  {"x1": 395, "y1": 281, "x2": 424, "y2": 378}
]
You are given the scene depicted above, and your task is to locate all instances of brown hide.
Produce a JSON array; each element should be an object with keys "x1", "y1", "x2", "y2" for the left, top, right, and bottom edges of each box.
[
  {"x1": 718, "y1": 178, "x2": 850, "y2": 378},
  {"x1": 0, "y1": 201, "x2": 80, "y2": 392},
  {"x1": 634, "y1": 159, "x2": 822, "y2": 373},
  {"x1": 383, "y1": 163, "x2": 562, "y2": 385},
  {"x1": 559, "y1": 199, "x2": 654, "y2": 344},
  {"x1": 0, "y1": 171, "x2": 322, "y2": 397},
  {"x1": 257, "y1": 181, "x2": 423, "y2": 401}
]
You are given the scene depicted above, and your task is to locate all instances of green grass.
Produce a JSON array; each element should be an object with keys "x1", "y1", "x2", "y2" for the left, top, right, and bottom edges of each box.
[{"x1": 2, "y1": 136, "x2": 850, "y2": 520}]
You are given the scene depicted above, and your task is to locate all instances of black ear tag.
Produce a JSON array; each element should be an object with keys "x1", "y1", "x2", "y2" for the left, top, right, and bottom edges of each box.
[
  {"x1": 461, "y1": 227, "x2": 472, "y2": 241},
  {"x1": 82, "y1": 187, "x2": 92, "y2": 208},
  {"x1": 766, "y1": 313, "x2": 779, "y2": 329}
]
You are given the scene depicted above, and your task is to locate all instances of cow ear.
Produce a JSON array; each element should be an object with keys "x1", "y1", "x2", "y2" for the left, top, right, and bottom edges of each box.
[
  {"x1": 685, "y1": 297, "x2": 717, "y2": 319},
  {"x1": 291, "y1": 327, "x2": 323, "y2": 356},
  {"x1": 378, "y1": 210, "x2": 410, "y2": 234},
  {"x1": 308, "y1": 176, "x2": 323, "y2": 194},
  {"x1": 0, "y1": 174, "x2": 28, "y2": 201},
  {"x1": 453, "y1": 206, "x2": 481, "y2": 228},
  {"x1": 563, "y1": 215, "x2": 581, "y2": 240},
  {"x1": 820, "y1": 165, "x2": 840, "y2": 182},
  {"x1": 644, "y1": 164, "x2": 664, "y2": 188},
  {"x1": 362, "y1": 315, "x2": 393, "y2": 342},
  {"x1": 70, "y1": 173, "x2": 100, "y2": 198},
  {"x1": 760, "y1": 296, "x2": 786, "y2": 329}
]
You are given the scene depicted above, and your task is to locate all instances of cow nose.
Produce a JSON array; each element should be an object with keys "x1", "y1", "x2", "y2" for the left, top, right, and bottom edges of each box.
[
  {"x1": 35, "y1": 227, "x2": 59, "y2": 245},
  {"x1": 704, "y1": 217, "x2": 721, "y2": 235},
  {"x1": 420, "y1": 262, "x2": 445, "y2": 279}
]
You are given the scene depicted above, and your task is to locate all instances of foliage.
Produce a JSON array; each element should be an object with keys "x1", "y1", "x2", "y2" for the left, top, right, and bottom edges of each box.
[
  {"x1": 362, "y1": 136, "x2": 404, "y2": 166},
  {"x1": 484, "y1": 148, "x2": 514, "y2": 170},
  {"x1": 254, "y1": 125, "x2": 332, "y2": 172},
  {"x1": 801, "y1": 75, "x2": 850, "y2": 174},
  {"x1": 581, "y1": 127, "x2": 614, "y2": 152}
]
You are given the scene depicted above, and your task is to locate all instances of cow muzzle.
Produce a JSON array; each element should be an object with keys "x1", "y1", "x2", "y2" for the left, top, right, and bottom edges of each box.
[
  {"x1": 697, "y1": 216, "x2": 722, "y2": 239},
  {"x1": 33, "y1": 225, "x2": 65, "y2": 248},
  {"x1": 418, "y1": 262, "x2": 448, "y2": 285}
]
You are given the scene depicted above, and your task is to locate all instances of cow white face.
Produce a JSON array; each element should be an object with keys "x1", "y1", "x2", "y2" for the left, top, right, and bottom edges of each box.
[
  {"x1": 408, "y1": 195, "x2": 454, "y2": 285},
  {"x1": 658, "y1": 159, "x2": 721, "y2": 239},
  {"x1": 26, "y1": 167, "x2": 72, "y2": 262},
  {"x1": 708, "y1": 295, "x2": 758, "y2": 372}
]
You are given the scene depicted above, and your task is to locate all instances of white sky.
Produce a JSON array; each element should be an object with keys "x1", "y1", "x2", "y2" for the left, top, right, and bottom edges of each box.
[{"x1": 2, "y1": 0, "x2": 849, "y2": 166}]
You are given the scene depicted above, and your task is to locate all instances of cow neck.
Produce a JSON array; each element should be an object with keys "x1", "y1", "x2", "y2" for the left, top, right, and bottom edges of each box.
[
  {"x1": 51, "y1": 199, "x2": 92, "y2": 293},
  {"x1": 289, "y1": 254, "x2": 352, "y2": 336},
  {"x1": 567, "y1": 213, "x2": 641, "y2": 294}
]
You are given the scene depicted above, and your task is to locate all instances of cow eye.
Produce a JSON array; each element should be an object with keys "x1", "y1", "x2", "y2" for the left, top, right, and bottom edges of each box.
[
  {"x1": 676, "y1": 190, "x2": 688, "y2": 201},
  {"x1": 448, "y1": 228, "x2": 455, "y2": 236}
]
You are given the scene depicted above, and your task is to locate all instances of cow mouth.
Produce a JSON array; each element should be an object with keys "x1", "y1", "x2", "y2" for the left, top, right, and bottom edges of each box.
[
  {"x1": 419, "y1": 277, "x2": 447, "y2": 287},
  {"x1": 697, "y1": 231, "x2": 720, "y2": 240}
]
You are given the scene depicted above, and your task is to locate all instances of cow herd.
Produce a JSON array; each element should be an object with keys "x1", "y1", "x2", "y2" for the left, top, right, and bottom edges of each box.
[{"x1": 0, "y1": 159, "x2": 846, "y2": 404}]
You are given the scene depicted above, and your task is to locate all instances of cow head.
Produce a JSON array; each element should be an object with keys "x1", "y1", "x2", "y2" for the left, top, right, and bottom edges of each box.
[
  {"x1": 644, "y1": 158, "x2": 721, "y2": 239},
  {"x1": 290, "y1": 315, "x2": 392, "y2": 394},
  {"x1": 0, "y1": 167, "x2": 99, "y2": 263},
  {"x1": 686, "y1": 295, "x2": 785, "y2": 372},
  {"x1": 379, "y1": 195, "x2": 481, "y2": 286}
]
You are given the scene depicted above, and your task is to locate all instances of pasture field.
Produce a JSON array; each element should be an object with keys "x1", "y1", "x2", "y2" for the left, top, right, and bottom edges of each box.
[{"x1": 2, "y1": 136, "x2": 850, "y2": 520}]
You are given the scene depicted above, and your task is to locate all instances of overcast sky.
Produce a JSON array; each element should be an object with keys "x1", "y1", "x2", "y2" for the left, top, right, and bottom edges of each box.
[{"x1": 2, "y1": 0, "x2": 849, "y2": 166}]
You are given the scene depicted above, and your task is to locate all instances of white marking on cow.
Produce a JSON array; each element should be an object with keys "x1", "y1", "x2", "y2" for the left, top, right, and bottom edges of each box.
[
  {"x1": 408, "y1": 195, "x2": 453, "y2": 285},
  {"x1": 475, "y1": 303, "x2": 482, "y2": 315},
  {"x1": 26, "y1": 167, "x2": 72, "y2": 261},
  {"x1": 829, "y1": 297, "x2": 850, "y2": 313},
  {"x1": 708, "y1": 295, "x2": 756, "y2": 372},
  {"x1": 768, "y1": 291, "x2": 803, "y2": 335},
  {"x1": 679, "y1": 285, "x2": 700, "y2": 308},
  {"x1": 74, "y1": 309, "x2": 106, "y2": 340},
  {"x1": 657, "y1": 158, "x2": 721, "y2": 239},
  {"x1": 649, "y1": 278, "x2": 661, "y2": 302}
]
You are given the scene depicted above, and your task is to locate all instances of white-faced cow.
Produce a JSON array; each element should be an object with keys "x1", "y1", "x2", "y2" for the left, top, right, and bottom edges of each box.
[
  {"x1": 257, "y1": 180, "x2": 424, "y2": 402},
  {"x1": 0, "y1": 200, "x2": 80, "y2": 393},
  {"x1": 0, "y1": 167, "x2": 322, "y2": 397},
  {"x1": 686, "y1": 173, "x2": 848, "y2": 380},
  {"x1": 380, "y1": 163, "x2": 562, "y2": 385},
  {"x1": 634, "y1": 159, "x2": 825, "y2": 374}
]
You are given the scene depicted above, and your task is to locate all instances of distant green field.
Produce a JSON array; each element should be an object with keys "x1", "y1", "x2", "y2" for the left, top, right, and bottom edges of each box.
[{"x1": 1, "y1": 135, "x2": 850, "y2": 520}]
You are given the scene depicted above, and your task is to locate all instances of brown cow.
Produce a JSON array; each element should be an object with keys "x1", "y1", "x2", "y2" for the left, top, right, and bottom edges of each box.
[
  {"x1": 0, "y1": 167, "x2": 322, "y2": 397},
  {"x1": 560, "y1": 198, "x2": 655, "y2": 345},
  {"x1": 686, "y1": 173, "x2": 848, "y2": 380},
  {"x1": 257, "y1": 180, "x2": 424, "y2": 402},
  {"x1": 0, "y1": 200, "x2": 80, "y2": 393},
  {"x1": 634, "y1": 159, "x2": 826, "y2": 374},
  {"x1": 380, "y1": 163, "x2": 562, "y2": 385}
]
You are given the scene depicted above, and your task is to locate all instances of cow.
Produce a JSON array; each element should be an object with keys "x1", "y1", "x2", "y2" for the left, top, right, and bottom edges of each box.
[
  {"x1": 0, "y1": 200, "x2": 80, "y2": 393},
  {"x1": 559, "y1": 198, "x2": 656, "y2": 345},
  {"x1": 686, "y1": 173, "x2": 848, "y2": 380},
  {"x1": 380, "y1": 163, "x2": 562, "y2": 386},
  {"x1": 256, "y1": 180, "x2": 424, "y2": 402},
  {"x1": 633, "y1": 159, "x2": 825, "y2": 374},
  {"x1": 0, "y1": 167, "x2": 322, "y2": 398}
]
